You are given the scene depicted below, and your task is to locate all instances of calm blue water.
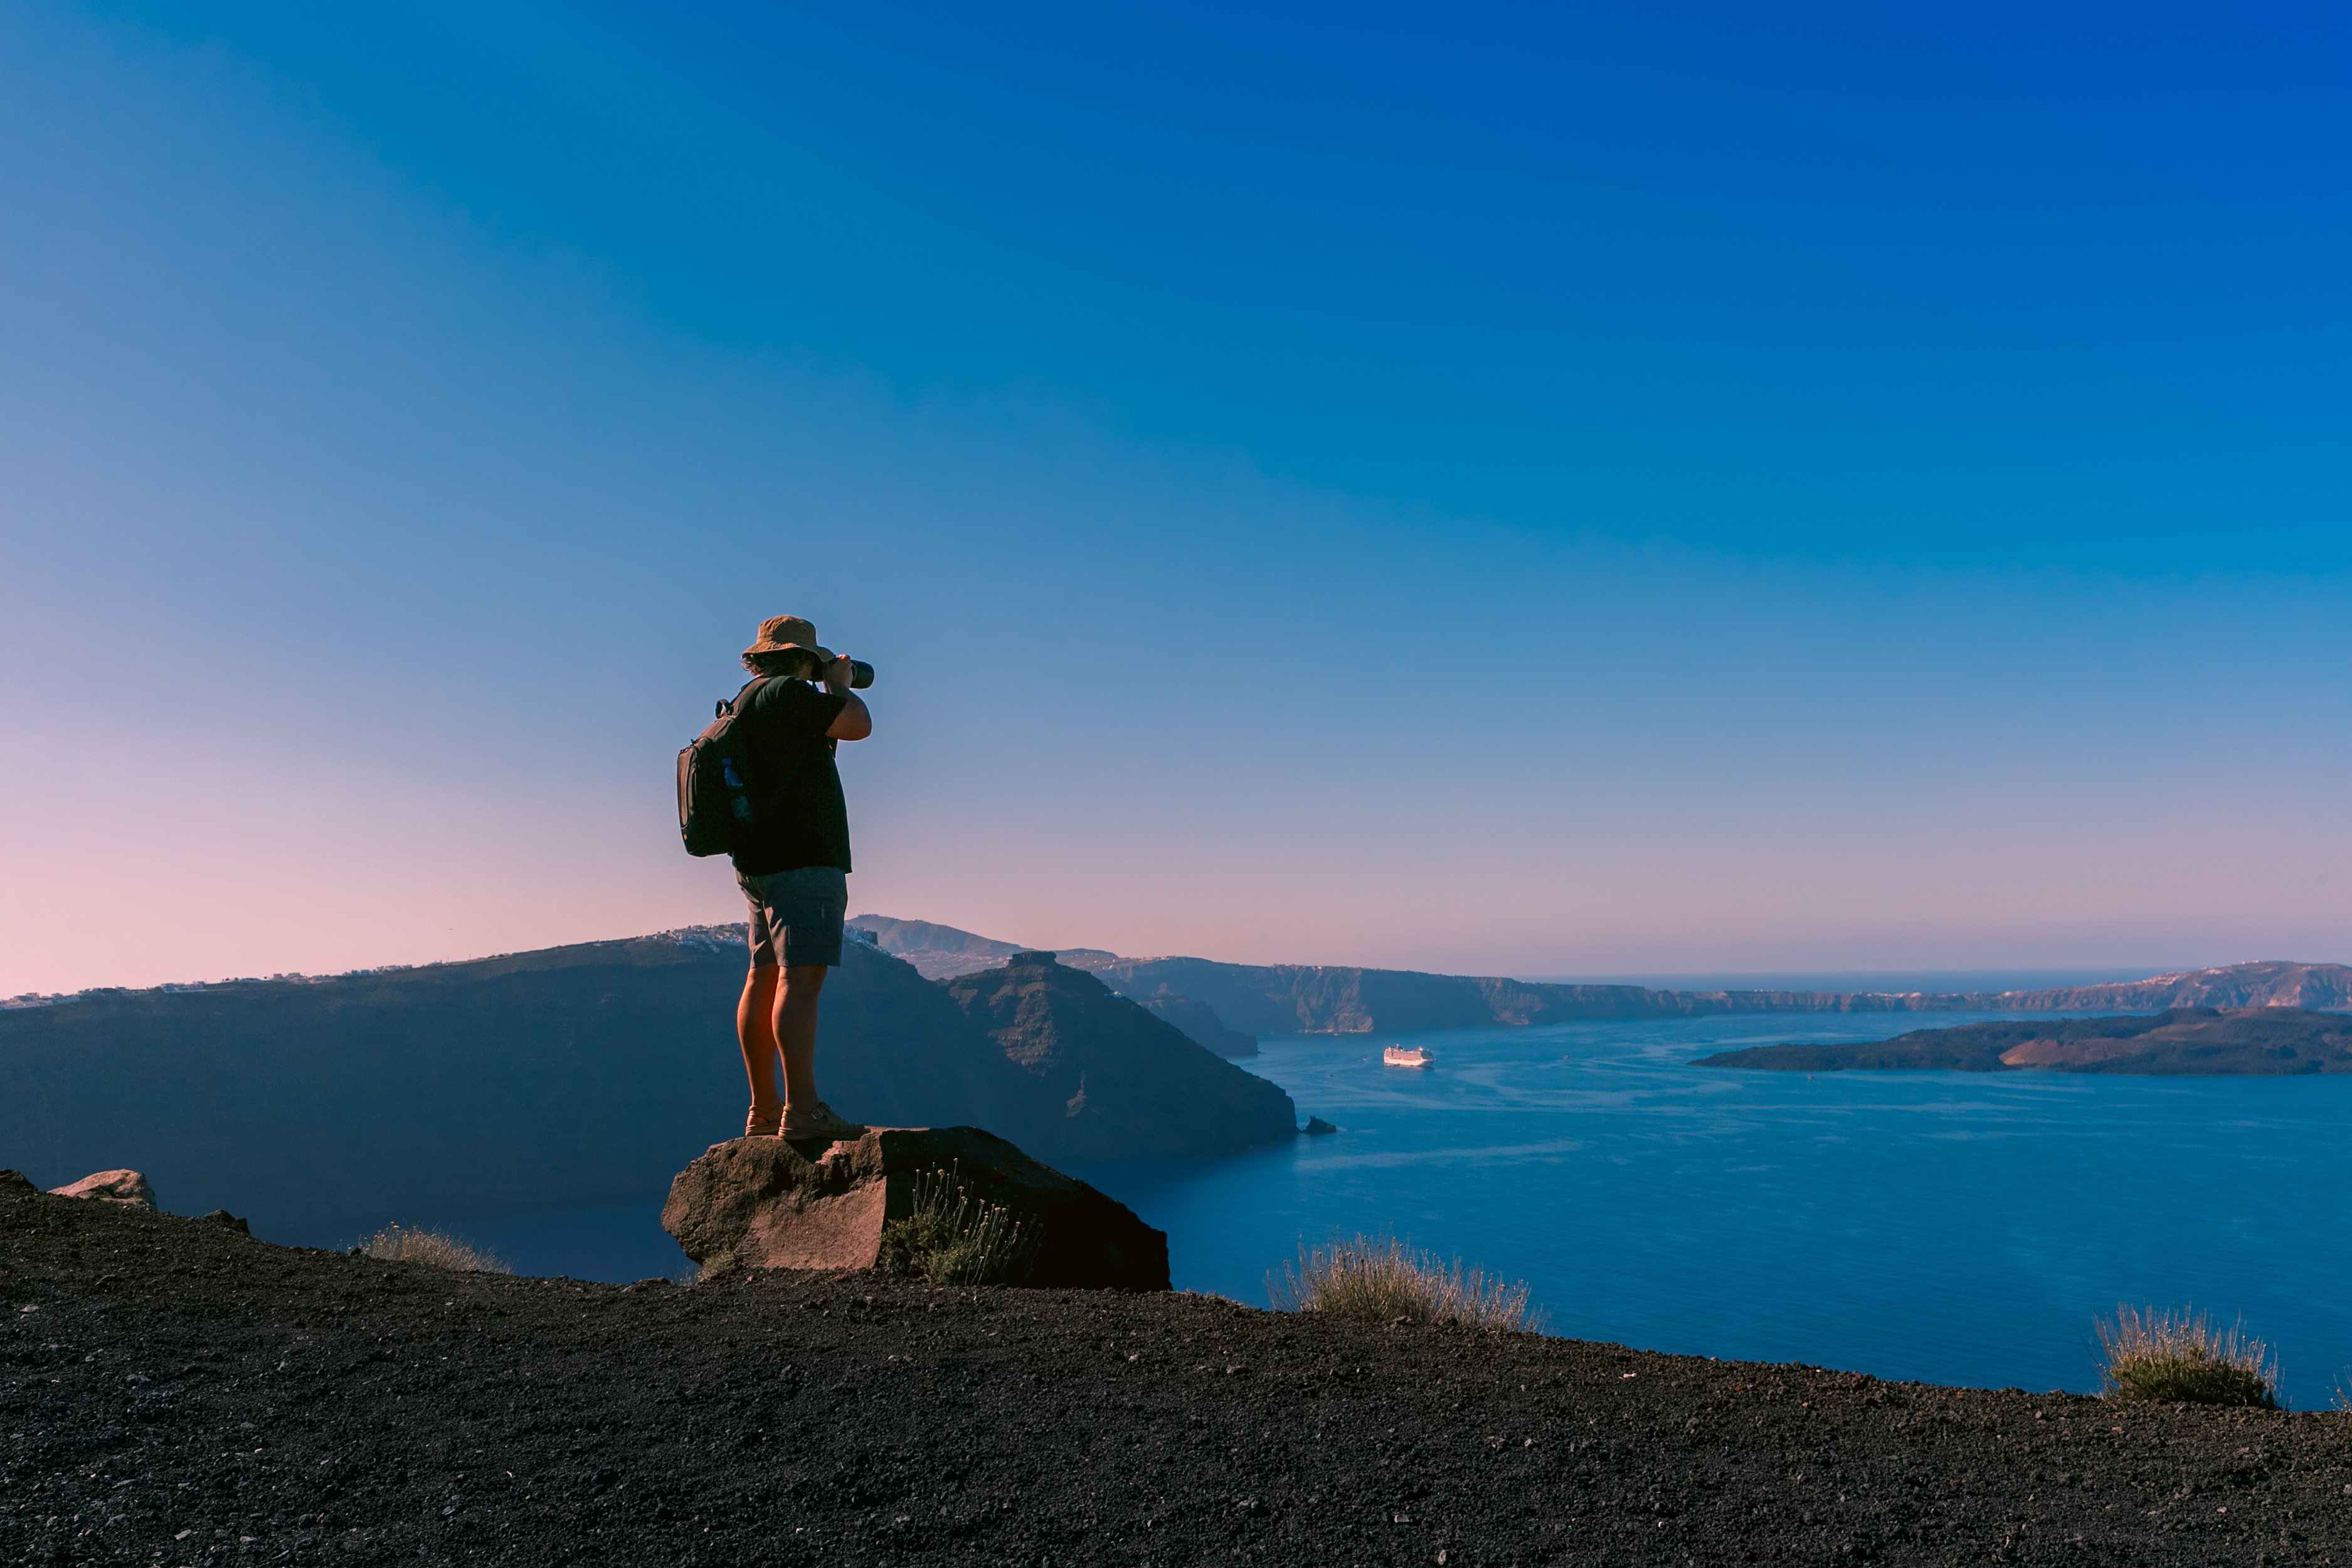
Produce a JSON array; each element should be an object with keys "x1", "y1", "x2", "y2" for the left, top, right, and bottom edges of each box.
[
  {"x1": 413, "y1": 1010, "x2": 2352, "y2": 1406},
  {"x1": 1076, "y1": 1012, "x2": 2352, "y2": 1408}
]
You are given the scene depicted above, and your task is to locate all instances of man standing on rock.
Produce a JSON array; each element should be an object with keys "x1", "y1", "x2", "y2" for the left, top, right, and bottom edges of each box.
[{"x1": 729, "y1": 615, "x2": 873, "y2": 1143}]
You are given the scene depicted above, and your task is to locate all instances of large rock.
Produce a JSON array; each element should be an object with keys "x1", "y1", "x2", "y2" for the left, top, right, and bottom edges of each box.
[
  {"x1": 661, "y1": 1126, "x2": 1168, "y2": 1291},
  {"x1": 48, "y1": 1168, "x2": 156, "y2": 1209}
]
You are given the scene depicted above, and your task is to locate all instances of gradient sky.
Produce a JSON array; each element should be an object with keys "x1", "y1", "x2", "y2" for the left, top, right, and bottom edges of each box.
[{"x1": 4, "y1": 0, "x2": 2348, "y2": 995}]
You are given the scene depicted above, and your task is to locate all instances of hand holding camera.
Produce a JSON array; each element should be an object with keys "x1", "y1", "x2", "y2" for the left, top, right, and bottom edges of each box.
[{"x1": 823, "y1": 654, "x2": 876, "y2": 691}]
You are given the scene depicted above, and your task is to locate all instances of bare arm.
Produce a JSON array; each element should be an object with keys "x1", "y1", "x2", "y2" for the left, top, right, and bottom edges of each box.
[{"x1": 822, "y1": 655, "x2": 872, "y2": 741}]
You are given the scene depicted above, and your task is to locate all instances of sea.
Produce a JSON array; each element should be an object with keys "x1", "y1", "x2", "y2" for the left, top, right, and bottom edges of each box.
[{"x1": 415, "y1": 977, "x2": 2352, "y2": 1409}]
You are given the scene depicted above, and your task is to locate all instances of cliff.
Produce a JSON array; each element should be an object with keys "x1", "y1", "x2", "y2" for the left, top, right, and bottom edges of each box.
[
  {"x1": 1693, "y1": 1007, "x2": 2352, "y2": 1074},
  {"x1": 0, "y1": 930, "x2": 1299, "y2": 1240},
  {"x1": 1131, "y1": 992, "x2": 1259, "y2": 1056},
  {"x1": 1069, "y1": 956, "x2": 2352, "y2": 1035},
  {"x1": 844, "y1": 911, "x2": 1115, "y2": 981},
  {"x1": 941, "y1": 952, "x2": 1299, "y2": 1159},
  {"x1": 837, "y1": 914, "x2": 2352, "y2": 1036},
  {"x1": 845, "y1": 913, "x2": 1257, "y2": 1053},
  {"x1": 1919, "y1": 960, "x2": 2352, "y2": 1014},
  {"x1": 1059, "y1": 955, "x2": 1953, "y2": 1034}
]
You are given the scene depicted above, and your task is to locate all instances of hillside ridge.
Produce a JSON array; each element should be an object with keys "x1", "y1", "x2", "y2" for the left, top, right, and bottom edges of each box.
[
  {"x1": 0, "y1": 934, "x2": 1298, "y2": 1241},
  {"x1": 24, "y1": 921, "x2": 2348, "y2": 1031}
]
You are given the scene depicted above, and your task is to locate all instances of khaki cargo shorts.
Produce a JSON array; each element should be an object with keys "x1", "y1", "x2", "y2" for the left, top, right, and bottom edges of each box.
[{"x1": 737, "y1": 866, "x2": 847, "y2": 969}]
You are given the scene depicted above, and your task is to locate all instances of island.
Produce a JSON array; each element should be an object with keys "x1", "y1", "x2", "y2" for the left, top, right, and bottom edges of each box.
[{"x1": 1692, "y1": 1007, "x2": 2352, "y2": 1074}]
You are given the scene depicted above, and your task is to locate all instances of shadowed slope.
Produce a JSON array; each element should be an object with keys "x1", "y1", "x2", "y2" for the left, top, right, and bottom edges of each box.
[
  {"x1": 0, "y1": 933, "x2": 1230, "y2": 1239},
  {"x1": 941, "y1": 952, "x2": 1298, "y2": 1160},
  {"x1": 1129, "y1": 992, "x2": 1259, "y2": 1057}
]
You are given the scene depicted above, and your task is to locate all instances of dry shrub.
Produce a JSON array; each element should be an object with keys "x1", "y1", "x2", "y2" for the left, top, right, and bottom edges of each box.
[
  {"x1": 360, "y1": 1222, "x2": 510, "y2": 1274},
  {"x1": 2095, "y1": 1305, "x2": 2278, "y2": 1407},
  {"x1": 1268, "y1": 1234, "x2": 1545, "y2": 1332},
  {"x1": 877, "y1": 1165, "x2": 1042, "y2": 1286}
]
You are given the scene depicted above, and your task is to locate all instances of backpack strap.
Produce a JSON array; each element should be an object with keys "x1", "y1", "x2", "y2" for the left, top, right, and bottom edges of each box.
[
  {"x1": 729, "y1": 675, "x2": 778, "y2": 716},
  {"x1": 721, "y1": 675, "x2": 777, "y2": 806}
]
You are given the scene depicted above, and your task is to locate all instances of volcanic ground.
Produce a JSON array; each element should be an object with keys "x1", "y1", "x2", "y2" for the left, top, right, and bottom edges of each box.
[{"x1": 6, "y1": 1185, "x2": 2352, "y2": 1565}]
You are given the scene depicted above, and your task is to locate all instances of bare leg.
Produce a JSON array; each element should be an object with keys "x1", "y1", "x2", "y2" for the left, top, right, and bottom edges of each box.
[
  {"x1": 737, "y1": 965, "x2": 784, "y2": 1128},
  {"x1": 774, "y1": 964, "x2": 829, "y2": 1110}
]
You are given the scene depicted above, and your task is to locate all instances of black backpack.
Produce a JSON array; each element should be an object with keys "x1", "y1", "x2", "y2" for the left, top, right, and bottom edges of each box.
[{"x1": 676, "y1": 677, "x2": 775, "y2": 857}]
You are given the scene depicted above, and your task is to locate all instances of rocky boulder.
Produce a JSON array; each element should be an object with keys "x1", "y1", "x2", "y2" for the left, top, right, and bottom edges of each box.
[
  {"x1": 48, "y1": 1168, "x2": 156, "y2": 1209},
  {"x1": 661, "y1": 1126, "x2": 1169, "y2": 1291}
]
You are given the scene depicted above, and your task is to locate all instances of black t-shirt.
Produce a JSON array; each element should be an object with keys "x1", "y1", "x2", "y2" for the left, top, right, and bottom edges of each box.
[{"x1": 728, "y1": 677, "x2": 852, "y2": 876}]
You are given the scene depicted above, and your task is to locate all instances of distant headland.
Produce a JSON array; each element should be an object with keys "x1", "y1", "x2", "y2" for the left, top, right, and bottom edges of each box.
[{"x1": 1693, "y1": 1006, "x2": 2352, "y2": 1075}]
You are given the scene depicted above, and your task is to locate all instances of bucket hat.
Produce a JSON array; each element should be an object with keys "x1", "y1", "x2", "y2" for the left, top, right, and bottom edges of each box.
[{"x1": 743, "y1": 614, "x2": 835, "y2": 664}]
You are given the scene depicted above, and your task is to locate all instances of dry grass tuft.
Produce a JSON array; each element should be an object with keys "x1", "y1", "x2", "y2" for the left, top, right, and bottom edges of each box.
[
  {"x1": 1268, "y1": 1234, "x2": 1545, "y2": 1332},
  {"x1": 2095, "y1": 1305, "x2": 2279, "y2": 1407},
  {"x1": 359, "y1": 1222, "x2": 511, "y2": 1274},
  {"x1": 877, "y1": 1165, "x2": 1042, "y2": 1286}
]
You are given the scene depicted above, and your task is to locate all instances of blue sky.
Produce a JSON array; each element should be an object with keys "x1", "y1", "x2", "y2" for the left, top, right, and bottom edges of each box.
[{"x1": 3, "y1": 1, "x2": 2348, "y2": 992}]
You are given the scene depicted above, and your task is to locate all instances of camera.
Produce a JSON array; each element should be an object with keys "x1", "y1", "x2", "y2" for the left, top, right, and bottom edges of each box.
[{"x1": 781, "y1": 653, "x2": 873, "y2": 688}]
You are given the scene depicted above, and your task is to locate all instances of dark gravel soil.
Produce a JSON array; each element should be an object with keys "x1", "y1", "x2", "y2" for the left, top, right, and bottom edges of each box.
[{"x1": 8, "y1": 1190, "x2": 2352, "y2": 1567}]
